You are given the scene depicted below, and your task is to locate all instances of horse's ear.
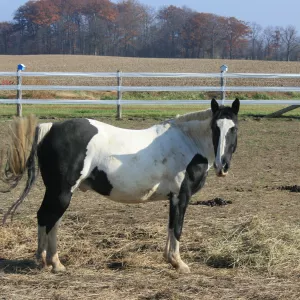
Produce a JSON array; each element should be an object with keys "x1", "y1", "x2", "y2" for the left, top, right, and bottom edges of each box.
[
  {"x1": 211, "y1": 98, "x2": 219, "y2": 114},
  {"x1": 232, "y1": 98, "x2": 240, "y2": 115}
]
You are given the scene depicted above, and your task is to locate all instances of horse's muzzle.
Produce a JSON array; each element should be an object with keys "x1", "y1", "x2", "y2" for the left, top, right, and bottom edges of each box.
[
  {"x1": 216, "y1": 170, "x2": 228, "y2": 177},
  {"x1": 214, "y1": 162, "x2": 229, "y2": 177}
]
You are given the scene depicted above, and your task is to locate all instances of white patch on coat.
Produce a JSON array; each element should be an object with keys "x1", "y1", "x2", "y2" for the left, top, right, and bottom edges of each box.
[
  {"x1": 46, "y1": 219, "x2": 65, "y2": 272},
  {"x1": 215, "y1": 118, "x2": 235, "y2": 169},
  {"x1": 71, "y1": 115, "x2": 214, "y2": 203},
  {"x1": 37, "y1": 123, "x2": 53, "y2": 144},
  {"x1": 165, "y1": 228, "x2": 190, "y2": 273},
  {"x1": 70, "y1": 146, "x2": 95, "y2": 193}
]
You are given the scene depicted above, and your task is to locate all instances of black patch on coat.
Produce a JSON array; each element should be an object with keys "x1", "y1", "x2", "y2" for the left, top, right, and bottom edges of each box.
[
  {"x1": 37, "y1": 118, "x2": 98, "y2": 233},
  {"x1": 181, "y1": 154, "x2": 208, "y2": 196},
  {"x1": 83, "y1": 168, "x2": 113, "y2": 196},
  {"x1": 169, "y1": 154, "x2": 208, "y2": 241}
]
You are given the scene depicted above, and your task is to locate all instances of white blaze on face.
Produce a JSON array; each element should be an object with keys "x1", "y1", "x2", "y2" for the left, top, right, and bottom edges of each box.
[{"x1": 215, "y1": 118, "x2": 235, "y2": 170}]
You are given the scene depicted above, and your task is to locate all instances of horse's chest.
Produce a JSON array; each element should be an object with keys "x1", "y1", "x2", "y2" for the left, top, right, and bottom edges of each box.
[{"x1": 180, "y1": 153, "x2": 209, "y2": 196}]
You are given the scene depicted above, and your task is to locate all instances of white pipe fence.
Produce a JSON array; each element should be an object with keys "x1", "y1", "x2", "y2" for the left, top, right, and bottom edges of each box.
[
  {"x1": 1, "y1": 67, "x2": 300, "y2": 117},
  {"x1": 3, "y1": 85, "x2": 300, "y2": 93},
  {"x1": 0, "y1": 99, "x2": 299, "y2": 105}
]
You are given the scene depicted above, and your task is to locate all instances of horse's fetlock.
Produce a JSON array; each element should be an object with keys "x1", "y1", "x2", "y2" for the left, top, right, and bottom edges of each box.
[{"x1": 168, "y1": 253, "x2": 180, "y2": 266}]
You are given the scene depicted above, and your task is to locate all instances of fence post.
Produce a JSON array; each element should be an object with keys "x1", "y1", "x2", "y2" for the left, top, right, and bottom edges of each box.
[
  {"x1": 220, "y1": 65, "x2": 228, "y2": 105},
  {"x1": 16, "y1": 64, "x2": 26, "y2": 117},
  {"x1": 117, "y1": 70, "x2": 122, "y2": 119}
]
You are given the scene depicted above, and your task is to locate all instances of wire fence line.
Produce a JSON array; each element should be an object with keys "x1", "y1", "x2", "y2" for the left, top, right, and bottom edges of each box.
[{"x1": 1, "y1": 68, "x2": 300, "y2": 117}]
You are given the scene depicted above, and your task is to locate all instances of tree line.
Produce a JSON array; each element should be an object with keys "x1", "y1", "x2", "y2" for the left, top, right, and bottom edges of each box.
[{"x1": 0, "y1": 0, "x2": 299, "y2": 61}]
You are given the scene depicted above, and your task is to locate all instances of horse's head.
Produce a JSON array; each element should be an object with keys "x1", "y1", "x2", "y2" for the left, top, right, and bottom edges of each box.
[{"x1": 211, "y1": 98, "x2": 240, "y2": 177}]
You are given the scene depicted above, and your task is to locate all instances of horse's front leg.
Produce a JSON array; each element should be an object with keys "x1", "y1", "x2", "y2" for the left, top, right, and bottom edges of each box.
[{"x1": 165, "y1": 193, "x2": 190, "y2": 273}]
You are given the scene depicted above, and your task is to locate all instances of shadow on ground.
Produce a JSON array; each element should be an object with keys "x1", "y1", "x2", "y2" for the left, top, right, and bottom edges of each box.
[{"x1": 0, "y1": 258, "x2": 39, "y2": 274}]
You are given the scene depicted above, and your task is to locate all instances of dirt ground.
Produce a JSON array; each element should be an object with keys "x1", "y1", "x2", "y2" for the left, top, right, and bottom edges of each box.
[{"x1": 0, "y1": 115, "x2": 300, "y2": 300}]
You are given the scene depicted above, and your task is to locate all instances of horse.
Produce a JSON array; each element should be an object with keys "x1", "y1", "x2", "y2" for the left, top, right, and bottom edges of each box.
[{"x1": 1, "y1": 98, "x2": 240, "y2": 273}]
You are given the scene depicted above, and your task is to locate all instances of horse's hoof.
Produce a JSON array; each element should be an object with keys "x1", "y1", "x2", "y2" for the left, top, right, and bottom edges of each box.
[
  {"x1": 51, "y1": 264, "x2": 66, "y2": 273},
  {"x1": 177, "y1": 263, "x2": 191, "y2": 274}
]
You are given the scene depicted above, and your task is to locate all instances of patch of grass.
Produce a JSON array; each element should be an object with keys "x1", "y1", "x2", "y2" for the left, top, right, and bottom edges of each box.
[
  {"x1": 286, "y1": 92, "x2": 300, "y2": 99},
  {"x1": 0, "y1": 104, "x2": 300, "y2": 120},
  {"x1": 252, "y1": 93, "x2": 274, "y2": 100},
  {"x1": 123, "y1": 91, "x2": 207, "y2": 100},
  {"x1": 1, "y1": 86, "x2": 300, "y2": 104},
  {"x1": 101, "y1": 94, "x2": 116, "y2": 100}
]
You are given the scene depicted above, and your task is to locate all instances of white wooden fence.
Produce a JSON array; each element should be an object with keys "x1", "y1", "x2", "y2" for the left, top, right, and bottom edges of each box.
[{"x1": 1, "y1": 66, "x2": 300, "y2": 118}]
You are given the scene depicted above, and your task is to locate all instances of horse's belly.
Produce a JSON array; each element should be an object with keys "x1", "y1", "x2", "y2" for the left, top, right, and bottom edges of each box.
[
  {"x1": 79, "y1": 178, "x2": 168, "y2": 203},
  {"x1": 108, "y1": 183, "x2": 168, "y2": 203}
]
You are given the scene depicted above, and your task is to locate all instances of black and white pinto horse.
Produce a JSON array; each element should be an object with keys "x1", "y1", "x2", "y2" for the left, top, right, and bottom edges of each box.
[{"x1": 2, "y1": 98, "x2": 239, "y2": 273}]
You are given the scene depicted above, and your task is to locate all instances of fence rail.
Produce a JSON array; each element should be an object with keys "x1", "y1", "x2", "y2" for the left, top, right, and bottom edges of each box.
[
  {"x1": 1, "y1": 66, "x2": 300, "y2": 117},
  {"x1": 2, "y1": 85, "x2": 300, "y2": 93},
  {"x1": 1, "y1": 99, "x2": 300, "y2": 105},
  {"x1": 2, "y1": 71, "x2": 300, "y2": 78}
]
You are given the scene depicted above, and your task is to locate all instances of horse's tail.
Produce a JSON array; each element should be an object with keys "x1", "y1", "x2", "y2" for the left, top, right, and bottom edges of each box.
[{"x1": 0, "y1": 116, "x2": 53, "y2": 224}]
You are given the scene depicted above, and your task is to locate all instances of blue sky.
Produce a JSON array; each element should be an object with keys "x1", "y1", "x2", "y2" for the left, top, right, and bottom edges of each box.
[{"x1": 1, "y1": 0, "x2": 300, "y2": 31}]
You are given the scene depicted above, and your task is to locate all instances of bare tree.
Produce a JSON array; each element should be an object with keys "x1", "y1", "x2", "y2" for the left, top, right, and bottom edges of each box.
[
  {"x1": 272, "y1": 28, "x2": 282, "y2": 60},
  {"x1": 262, "y1": 26, "x2": 275, "y2": 59},
  {"x1": 280, "y1": 25, "x2": 299, "y2": 61},
  {"x1": 206, "y1": 14, "x2": 224, "y2": 59},
  {"x1": 249, "y1": 22, "x2": 262, "y2": 59},
  {"x1": 0, "y1": 22, "x2": 14, "y2": 54}
]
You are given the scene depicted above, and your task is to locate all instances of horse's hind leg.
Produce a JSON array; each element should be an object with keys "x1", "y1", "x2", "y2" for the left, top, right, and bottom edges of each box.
[
  {"x1": 37, "y1": 187, "x2": 72, "y2": 273},
  {"x1": 36, "y1": 225, "x2": 48, "y2": 268},
  {"x1": 46, "y1": 216, "x2": 65, "y2": 273}
]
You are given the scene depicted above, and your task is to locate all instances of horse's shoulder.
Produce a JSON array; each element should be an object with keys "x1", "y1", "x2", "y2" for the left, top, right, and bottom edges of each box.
[{"x1": 180, "y1": 153, "x2": 209, "y2": 195}]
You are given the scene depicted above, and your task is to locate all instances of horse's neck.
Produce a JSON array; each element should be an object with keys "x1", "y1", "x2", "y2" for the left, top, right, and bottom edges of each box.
[{"x1": 176, "y1": 119, "x2": 214, "y2": 164}]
